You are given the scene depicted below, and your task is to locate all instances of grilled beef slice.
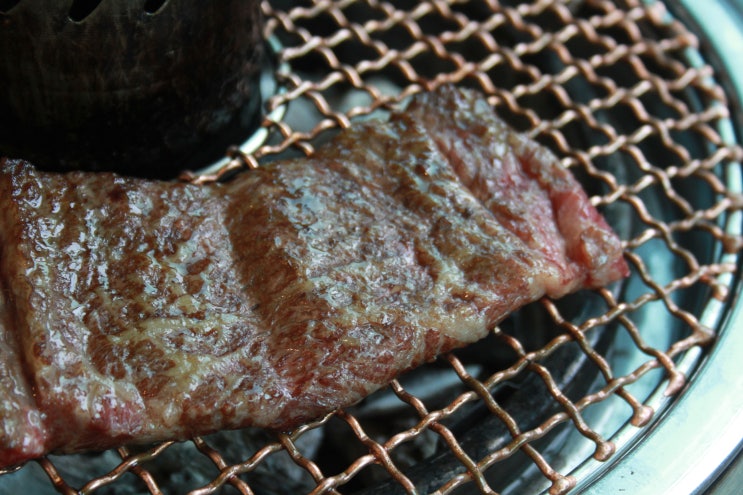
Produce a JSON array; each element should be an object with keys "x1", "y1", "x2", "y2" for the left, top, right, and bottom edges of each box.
[{"x1": 0, "y1": 86, "x2": 628, "y2": 466}]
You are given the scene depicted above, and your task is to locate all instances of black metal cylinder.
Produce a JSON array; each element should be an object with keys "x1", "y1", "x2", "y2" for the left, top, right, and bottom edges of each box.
[{"x1": 0, "y1": 0, "x2": 264, "y2": 177}]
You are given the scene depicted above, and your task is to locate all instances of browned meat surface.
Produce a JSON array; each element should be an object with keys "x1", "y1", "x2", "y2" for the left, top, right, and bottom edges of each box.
[
  {"x1": 0, "y1": 86, "x2": 628, "y2": 467},
  {"x1": 407, "y1": 85, "x2": 628, "y2": 292},
  {"x1": 0, "y1": 276, "x2": 48, "y2": 467}
]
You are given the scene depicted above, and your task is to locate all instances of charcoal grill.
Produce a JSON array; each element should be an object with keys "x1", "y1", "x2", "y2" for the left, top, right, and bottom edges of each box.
[{"x1": 1, "y1": 0, "x2": 742, "y2": 494}]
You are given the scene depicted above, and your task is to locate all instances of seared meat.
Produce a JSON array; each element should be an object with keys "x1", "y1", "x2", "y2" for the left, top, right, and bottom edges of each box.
[
  {"x1": 0, "y1": 276, "x2": 48, "y2": 467},
  {"x1": 0, "y1": 86, "x2": 628, "y2": 466}
]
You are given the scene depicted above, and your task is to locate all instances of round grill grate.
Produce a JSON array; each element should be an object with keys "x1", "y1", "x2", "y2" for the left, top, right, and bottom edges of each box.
[{"x1": 1, "y1": 0, "x2": 742, "y2": 494}]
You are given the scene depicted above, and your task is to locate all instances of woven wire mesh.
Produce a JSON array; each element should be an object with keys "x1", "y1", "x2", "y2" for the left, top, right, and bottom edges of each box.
[{"x1": 2, "y1": 0, "x2": 742, "y2": 494}]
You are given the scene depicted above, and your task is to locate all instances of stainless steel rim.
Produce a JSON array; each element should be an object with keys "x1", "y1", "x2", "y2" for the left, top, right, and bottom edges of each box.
[{"x1": 571, "y1": 0, "x2": 743, "y2": 492}]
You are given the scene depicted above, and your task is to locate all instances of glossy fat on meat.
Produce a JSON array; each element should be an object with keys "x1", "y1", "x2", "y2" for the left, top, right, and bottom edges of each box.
[
  {"x1": 225, "y1": 115, "x2": 553, "y2": 430},
  {"x1": 407, "y1": 85, "x2": 628, "y2": 293},
  {"x1": 0, "y1": 277, "x2": 47, "y2": 467},
  {"x1": 0, "y1": 168, "x2": 250, "y2": 456},
  {"x1": 0, "y1": 86, "x2": 629, "y2": 467}
]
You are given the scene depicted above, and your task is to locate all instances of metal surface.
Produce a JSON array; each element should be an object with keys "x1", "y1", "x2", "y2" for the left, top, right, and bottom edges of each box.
[
  {"x1": 0, "y1": 0, "x2": 264, "y2": 176},
  {"x1": 574, "y1": 0, "x2": 743, "y2": 492},
  {"x1": 1, "y1": 0, "x2": 742, "y2": 494}
]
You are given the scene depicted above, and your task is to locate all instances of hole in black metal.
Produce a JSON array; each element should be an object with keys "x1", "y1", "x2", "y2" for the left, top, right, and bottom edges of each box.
[
  {"x1": 143, "y1": 0, "x2": 168, "y2": 14},
  {"x1": 68, "y1": 0, "x2": 104, "y2": 22}
]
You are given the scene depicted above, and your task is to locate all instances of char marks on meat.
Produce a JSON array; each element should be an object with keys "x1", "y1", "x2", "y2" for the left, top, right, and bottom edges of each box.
[{"x1": 0, "y1": 86, "x2": 629, "y2": 467}]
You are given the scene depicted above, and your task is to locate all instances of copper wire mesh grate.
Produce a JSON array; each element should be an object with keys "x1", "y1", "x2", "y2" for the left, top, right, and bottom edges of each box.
[{"x1": 2, "y1": 0, "x2": 742, "y2": 494}]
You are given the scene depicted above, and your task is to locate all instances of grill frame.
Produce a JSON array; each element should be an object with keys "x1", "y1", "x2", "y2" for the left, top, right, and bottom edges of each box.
[
  {"x1": 573, "y1": 0, "x2": 743, "y2": 491},
  {"x1": 0, "y1": 0, "x2": 742, "y2": 494}
]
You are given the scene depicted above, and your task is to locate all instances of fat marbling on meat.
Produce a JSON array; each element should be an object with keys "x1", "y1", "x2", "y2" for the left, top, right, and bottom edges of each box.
[{"x1": 0, "y1": 86, "x2": 629, "y2": 467}]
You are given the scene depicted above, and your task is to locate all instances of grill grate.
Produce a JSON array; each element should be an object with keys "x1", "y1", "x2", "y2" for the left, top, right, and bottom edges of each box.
[{"x1": 2, "y1": 0, "x2": 742, "y2": 494}]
